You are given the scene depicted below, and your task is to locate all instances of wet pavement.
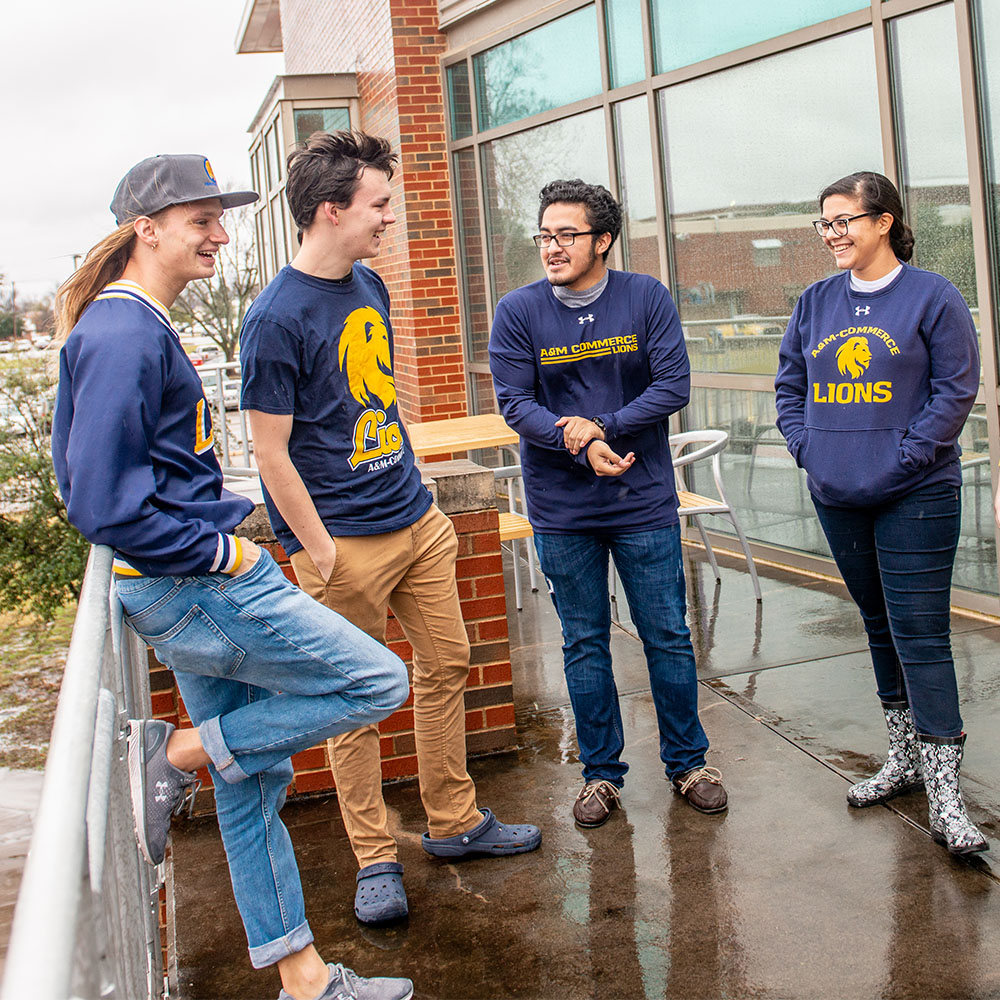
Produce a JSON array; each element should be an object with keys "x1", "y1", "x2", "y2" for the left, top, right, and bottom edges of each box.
[
  {"x1": 0, "y1": 768, "x2": 42, "y2": 980},
  {"x1": 170, "y1": 545, "x2": 1000, "y2": 999}
]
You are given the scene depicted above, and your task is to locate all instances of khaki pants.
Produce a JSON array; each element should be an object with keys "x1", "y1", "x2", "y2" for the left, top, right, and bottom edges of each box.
[{"x1": 290, "y1": 504, "x2": 482, "y2": 867}]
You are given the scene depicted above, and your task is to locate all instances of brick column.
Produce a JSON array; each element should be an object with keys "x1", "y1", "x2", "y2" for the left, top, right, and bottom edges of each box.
[
  {"x1": 149, "y1": 462, "x2": 517, "y2": 814},
  {"x1": 278, "y1": 0, "x2": 468, "y2": 425}
]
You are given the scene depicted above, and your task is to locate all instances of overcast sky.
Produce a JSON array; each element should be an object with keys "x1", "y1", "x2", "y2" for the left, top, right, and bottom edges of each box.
[{"x1": 0, "y1": 0, "x2": 283, "y2": 301}]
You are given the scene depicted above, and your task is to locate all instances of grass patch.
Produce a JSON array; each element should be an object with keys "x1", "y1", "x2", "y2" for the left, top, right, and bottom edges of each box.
[{"x1": 0, "y1": 603, "x2": 76, "y2": 769}]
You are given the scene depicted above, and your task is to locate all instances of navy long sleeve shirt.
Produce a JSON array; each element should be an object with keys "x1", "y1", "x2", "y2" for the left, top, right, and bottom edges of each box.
[{"x1": 489, "y1": 270, "x2": 689, "y2": 533}]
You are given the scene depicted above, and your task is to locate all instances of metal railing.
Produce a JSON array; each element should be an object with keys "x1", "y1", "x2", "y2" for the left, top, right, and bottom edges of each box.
[
  {"x1": 198, "y1": 360, "x2": 255, "y2": 478},
  {"x1": 1, "y1": 546, "x2": 164, "y2": 1000}
]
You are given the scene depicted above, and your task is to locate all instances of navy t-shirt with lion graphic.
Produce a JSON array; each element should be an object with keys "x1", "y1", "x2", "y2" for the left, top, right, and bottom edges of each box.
[{"x1": 240, "y1": 263, "x2": 431, "y2": 552}]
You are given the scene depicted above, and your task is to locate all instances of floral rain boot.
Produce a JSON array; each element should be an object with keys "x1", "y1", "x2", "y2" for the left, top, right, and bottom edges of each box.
[
  {"x1": 846, "y1": 702, "x2": 923, "y2": 808},
  {"x1": 918, "y1": 734, "x2": 988, "y2": 855}
]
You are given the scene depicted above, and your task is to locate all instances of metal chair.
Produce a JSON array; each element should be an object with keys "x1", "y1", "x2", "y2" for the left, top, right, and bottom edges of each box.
[
  {"x1": 494, "y1": 465, "x2": 539, "y2": 610},
  {"x1": 670, "y1": 430, "x2": 762, "y2": 601}
]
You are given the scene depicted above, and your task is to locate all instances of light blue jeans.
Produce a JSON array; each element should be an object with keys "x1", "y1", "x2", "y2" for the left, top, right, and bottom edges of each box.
[{"x1": 116, "y1": 548, "x2": 409, "y2": 968}]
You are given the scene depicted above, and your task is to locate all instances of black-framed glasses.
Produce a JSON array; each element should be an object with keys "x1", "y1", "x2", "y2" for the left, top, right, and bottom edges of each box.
[
  {"x1": 532, "y1": 230, "x2": 600, "y2": 248},
  {"x1": 812, "y1": 213, "x2": 877, "y2": 237}
]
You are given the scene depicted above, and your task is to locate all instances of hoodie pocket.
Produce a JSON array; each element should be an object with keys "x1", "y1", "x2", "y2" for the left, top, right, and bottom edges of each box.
[{"x1": 798, "y1": 426, "x2": 914, "y2": 506}]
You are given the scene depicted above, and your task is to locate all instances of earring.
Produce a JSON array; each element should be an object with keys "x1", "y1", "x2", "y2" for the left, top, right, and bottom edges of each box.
[{"x1": 151, "y1": 241, "x2": 159, "y2": 250}]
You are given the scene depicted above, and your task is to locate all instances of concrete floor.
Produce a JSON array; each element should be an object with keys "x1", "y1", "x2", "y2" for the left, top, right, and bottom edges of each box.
[
  {"x1": 0, "y1": 768, "x2": 42, "y2": 981},
  {"x1": 170, "y1": 545, "x2": 1000, "y2": 1000}
]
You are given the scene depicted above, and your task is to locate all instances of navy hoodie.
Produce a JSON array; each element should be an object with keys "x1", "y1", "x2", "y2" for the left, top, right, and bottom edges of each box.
[{"x1": 774, "y1": 264, "x2": 979, "y2": 507}]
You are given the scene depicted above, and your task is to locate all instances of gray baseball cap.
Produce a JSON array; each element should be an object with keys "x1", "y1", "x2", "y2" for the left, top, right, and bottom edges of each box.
[{"x1": 110, "y1": 154, "x2": 259, "y2": 224}]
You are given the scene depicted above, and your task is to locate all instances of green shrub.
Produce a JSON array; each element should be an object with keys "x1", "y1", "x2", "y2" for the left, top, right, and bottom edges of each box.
[{"x1": 0, "y1": 359, "x2": 88, "y2": 619}]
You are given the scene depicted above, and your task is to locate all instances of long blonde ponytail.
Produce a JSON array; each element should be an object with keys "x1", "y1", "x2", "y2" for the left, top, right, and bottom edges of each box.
[{"x1": 54, "y1": 223, "x2": 136, "y2": 342}]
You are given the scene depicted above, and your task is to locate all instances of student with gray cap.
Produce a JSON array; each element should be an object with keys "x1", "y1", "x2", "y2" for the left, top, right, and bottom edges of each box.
[{"x1": 52, "y1": 153, "x2": 415, "y2": 1000}]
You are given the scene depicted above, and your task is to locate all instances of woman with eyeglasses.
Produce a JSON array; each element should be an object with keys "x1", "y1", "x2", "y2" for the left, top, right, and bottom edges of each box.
[{"x1": 774, "y1": 171, "x2": 985, "y2": 854}]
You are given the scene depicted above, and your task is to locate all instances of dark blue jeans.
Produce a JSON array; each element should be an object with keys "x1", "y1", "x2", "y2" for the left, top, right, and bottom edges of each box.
[
  {"x1": 533, "y1": 524, "x2": 709, "y2": 785},
  {"x1": 812, "y1": 480, "x2": 963, "y2": 738}
]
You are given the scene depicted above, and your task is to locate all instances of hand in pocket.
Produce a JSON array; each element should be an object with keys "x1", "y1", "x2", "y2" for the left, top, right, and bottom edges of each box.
[{"x1": 312, "y1": 538, "x2": 338, "y2": 584}]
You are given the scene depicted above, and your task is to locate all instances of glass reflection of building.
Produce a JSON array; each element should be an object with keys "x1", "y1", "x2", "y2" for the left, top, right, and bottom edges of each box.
[{"x1": 238, "y1": 0, "x2": 1000, "y2": 612}]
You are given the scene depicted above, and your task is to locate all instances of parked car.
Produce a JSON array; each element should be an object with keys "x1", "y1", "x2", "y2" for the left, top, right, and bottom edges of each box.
[{"x1": 222, "y1": 380, "x2": 242, "y2": 410}]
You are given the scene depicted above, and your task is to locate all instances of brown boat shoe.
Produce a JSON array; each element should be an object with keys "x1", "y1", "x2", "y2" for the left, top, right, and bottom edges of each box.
[
  {"x1": 572, "y1": 780, "x2": 622, "y2": 828},
  {"x1": 672, "y1": 766, "x2": 728, "y2": 814}
]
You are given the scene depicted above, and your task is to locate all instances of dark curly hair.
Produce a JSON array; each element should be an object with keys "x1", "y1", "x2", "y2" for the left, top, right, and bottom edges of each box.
[
  {"x1": 537, "y1": 179, "x2": 622, "y2": 261},
  {"x1": 285, "y1": 130, "x2": 398, "y2": 236},
  {"x1": 819, "y1": 171, "x2": 914, "y2": 263}
]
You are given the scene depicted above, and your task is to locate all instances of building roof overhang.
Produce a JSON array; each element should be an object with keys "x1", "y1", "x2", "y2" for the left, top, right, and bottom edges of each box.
[
  {"x1": 247, "y1": 73, "x2": 360, "y2": 134},
  {"x1": 236, "y1": 0, "x2": 283, "y2": 54}
]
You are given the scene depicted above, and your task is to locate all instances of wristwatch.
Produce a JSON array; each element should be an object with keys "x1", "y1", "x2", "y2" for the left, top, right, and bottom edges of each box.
[{"x1": 591, "y1": 416, "x2": 607, "y2": 435}]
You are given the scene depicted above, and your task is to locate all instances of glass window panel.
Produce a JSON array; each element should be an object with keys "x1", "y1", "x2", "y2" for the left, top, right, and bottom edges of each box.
[
  {"x1": 470, "y1": 371, "x2": 500, "y2": 416},
  {"x1": 293, "y1": 107, "x2": 351, "y2": 145},
  {"x1": 259, "y1": 204, "x2": 274, "y2": 283},
  {"x1": 453, "y1": 150, "x2": 491, "y2": 363},
  {"x1": 652, "y1": 0, "x2": 868, "y2": 74},
  {"x1": 263, "y1": 124, "x2": 279, "y2": 190},
  {"x1": 260, "y1": 140, "x2": 271, "y2": 192},
  {"x1": 685, "y1": 387, "x2": 829, "y2": 556},
  {"x1": 613, "y1": 97, "x2": 661, "y2": 280},
  {"x1": 606, "y1": 0, "x2": 645, "y2": 88},
  {"x1": 250, "y1": 145, "x2": 261, "y2": 196},
  {"x1": 686, "y1": 395, "x2": 996, "y2": 592},
  {"x1": 266, "y1": 124, "x2": 284, "y2": 186},
  {"x1": 659, "y1": 29, "x2": 882, "y2": 374},
  {"x1": 447, "y1": 62, "x2": 473, "y2": 140},
  {"x1": 283, "y1": 190, "x2": 297, "y2": 257},
  {"x1": 977, "y1": 0, "x2": 1000, "y2": 317},
  {"x1": 272, "y1": 195, "x2": 288, "y2": 268},
  {"x1": 893, "y1": 5, "x2": 980, "y2": 323},
  {"x1": 473, "y1": 7, "x2": 602, "y2": 132},
  {"x1": 956, "y1": 404, "x2": 996, "y2": 594},
  {"x1": 481, "y1": 110, "x2": 610, "y2": 304}
]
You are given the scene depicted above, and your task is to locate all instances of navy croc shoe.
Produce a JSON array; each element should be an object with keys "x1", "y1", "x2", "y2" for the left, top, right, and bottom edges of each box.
[
  {"x1": 355, "y1": 861, "x2": 408, "y2": 925},
  {"x1": 421, "y1": 808, "x2": 541, "y2": 858}
]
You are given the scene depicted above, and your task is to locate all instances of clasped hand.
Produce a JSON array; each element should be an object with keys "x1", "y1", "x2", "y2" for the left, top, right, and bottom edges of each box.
[{"x1": 555, "y1": 415, "x2": 635, "y2": 477}]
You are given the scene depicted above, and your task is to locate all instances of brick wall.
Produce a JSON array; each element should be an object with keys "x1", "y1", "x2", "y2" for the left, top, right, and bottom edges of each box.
[
  {"x1": 278, "y1": 0, "x2": 468, "y2": 425},
  {"x1": 150, "y1": 480, "x2": 517, "y2": 814}
]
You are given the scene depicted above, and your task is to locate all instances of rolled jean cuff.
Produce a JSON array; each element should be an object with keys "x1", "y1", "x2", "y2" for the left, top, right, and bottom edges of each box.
[
  {"x1": 199, "y1": 716, "x2": 251, "y2": 785},
  {"x1": 248, "y1": 919, "x2": 314, "y2": 969}
]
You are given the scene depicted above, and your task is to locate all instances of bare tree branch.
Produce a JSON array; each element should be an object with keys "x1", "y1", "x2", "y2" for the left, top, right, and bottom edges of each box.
[{"x1": 173, "y1": 204, "x2": 260, "y2": 360}]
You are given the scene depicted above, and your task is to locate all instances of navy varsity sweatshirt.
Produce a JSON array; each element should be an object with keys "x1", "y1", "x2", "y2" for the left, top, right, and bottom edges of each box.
[
  {"x1": 489, "y1": 270, "x2": 689, "y2": 533},
  {"x1": 774, "y1": 264, "x2": 979, "y2": 507},
  {"x1": 52, "y1": 281, "x2": 254, "y2": 576}
]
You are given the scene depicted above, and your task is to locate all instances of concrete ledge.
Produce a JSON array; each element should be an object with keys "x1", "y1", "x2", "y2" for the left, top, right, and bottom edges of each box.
[{"x1": 419, "y1": 459, "x2": 495, "y2": 514}]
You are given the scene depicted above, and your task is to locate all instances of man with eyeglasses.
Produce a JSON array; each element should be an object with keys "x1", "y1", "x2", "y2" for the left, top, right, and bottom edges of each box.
[{"x1": 489, "y1": 178, "x2": 727, "y2": 830}]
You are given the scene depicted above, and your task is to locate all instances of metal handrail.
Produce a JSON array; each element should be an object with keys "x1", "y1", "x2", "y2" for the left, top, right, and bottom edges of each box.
[
  {"x1": 1, "y1": 546, "x2": 162, "y2": 1000},
  {"x1": 198, "y1": 360, "x2": 256, "y2": 478}
]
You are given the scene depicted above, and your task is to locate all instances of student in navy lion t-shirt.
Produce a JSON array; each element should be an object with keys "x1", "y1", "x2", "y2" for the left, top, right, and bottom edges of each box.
[
  {"x1": 775, "y1": 171, "x2": 984, "y2": 855},
  {"x1": 241, "y1": 131, "x2": 540, "y2": 931}
]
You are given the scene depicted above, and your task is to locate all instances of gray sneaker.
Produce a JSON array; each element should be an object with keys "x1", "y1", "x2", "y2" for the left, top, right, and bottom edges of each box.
[
  {"x1": 277, "y1": 963, "x2": 413, "y2": 1000},
  {"x1": 127, "y1": 719, "x2": 200, "y2": 866}
]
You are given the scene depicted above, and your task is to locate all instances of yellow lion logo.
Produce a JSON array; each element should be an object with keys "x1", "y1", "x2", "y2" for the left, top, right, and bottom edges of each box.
[
  {"x1": 338, "y1": 306, "x2": 396, "y2": 409},
  {"x1": 836, "y1": 336, "x2": 872, "y2": 379}
]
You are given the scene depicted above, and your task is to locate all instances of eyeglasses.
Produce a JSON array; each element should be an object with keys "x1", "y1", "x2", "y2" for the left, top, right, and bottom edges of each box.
[
  {"x1": 532, "y1": 230, "x2": 600, "y2": 248},
  {"x1": 812, "y1": 213, "x2": 877, "y2": 237}
]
